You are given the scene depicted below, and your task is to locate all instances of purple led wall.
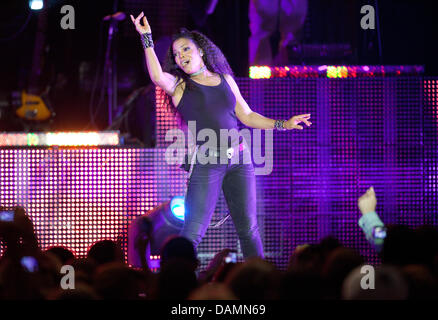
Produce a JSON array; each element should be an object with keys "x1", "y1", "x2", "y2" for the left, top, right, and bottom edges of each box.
[
  {"x1": 238, "y1": 77, "x2": 437, "y2": 267},
  {"x1": 1, "y1": 76, "x2": 437, "y2": 270},
  {"x1": 156, "y1": 76, "x2": 438, "y2": 268}
]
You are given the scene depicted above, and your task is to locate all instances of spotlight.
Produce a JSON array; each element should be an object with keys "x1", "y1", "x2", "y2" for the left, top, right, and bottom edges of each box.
[
  {"x1": 128, "y1": 196, "x2": 185, "y2": 269},
  {"x1": 170, "y1": 196, "x2": 185, "y2": 221},
  {"x1": 29, "y1": 0, "x2": 44, "y2": 10}
]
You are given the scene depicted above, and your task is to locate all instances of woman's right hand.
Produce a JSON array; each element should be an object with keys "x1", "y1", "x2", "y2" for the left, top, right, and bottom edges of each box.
[{"x1": 130, "y1": 12, "x2": 151, "y2": 34}]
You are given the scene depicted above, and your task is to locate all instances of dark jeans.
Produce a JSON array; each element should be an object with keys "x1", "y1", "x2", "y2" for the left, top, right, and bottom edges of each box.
[{"x1": 180, "y1": 150, "x2": 264, "y2": 259}]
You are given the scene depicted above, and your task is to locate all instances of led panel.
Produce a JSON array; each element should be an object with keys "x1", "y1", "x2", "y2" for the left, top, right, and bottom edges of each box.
[
  {"x1": 1, "y1": 75, "x2": 436, "y2": 271},
  {"x1": 155, "y1": 75, "x2": 437, "y2": 269}
]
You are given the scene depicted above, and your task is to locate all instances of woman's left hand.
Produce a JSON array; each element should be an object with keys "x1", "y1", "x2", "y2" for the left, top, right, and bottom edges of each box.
[{"x1": 285, "y1": 113, "x2": 312, "y2": 130}]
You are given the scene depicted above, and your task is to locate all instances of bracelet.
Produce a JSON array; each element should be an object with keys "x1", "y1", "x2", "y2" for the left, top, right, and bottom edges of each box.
[
  {"x1": 274, "y1": 119, "x2": 287, "y2": 131},
  {"x1": 140, "y1": 32, "x2": 154, "y2": 49}
]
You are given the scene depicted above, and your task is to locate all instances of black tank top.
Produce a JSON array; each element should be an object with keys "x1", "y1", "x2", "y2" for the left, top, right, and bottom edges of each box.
[{"x1": 176, "y1": 74, "x2": 239, "y2": 148}]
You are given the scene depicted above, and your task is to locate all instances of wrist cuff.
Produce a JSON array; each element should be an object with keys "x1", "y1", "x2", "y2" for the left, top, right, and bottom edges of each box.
[
  {"x1": 141, "y1": 32, "x2": 154, "y2": 49},
  {"x1": 274, "y1": 119, "x2": 287, "y2": 131}
]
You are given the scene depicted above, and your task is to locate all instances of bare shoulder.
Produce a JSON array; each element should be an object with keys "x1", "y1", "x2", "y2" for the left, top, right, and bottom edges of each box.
[
  {"x1": 223, "y1": 74, "x2": 240, "y2": 94},
  {"x1": 223, "y1": 73, "x2": 235, "y2": 84}
]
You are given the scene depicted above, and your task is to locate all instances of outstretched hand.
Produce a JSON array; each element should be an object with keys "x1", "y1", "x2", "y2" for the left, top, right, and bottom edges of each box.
[
  {"x1": 358, "y1": 186, "x2": 377, "y2": 215},
  {"x1": 130, "y1": 12, "x2": 151, "y2": 34},
  {"x1": 285, "y1": 113, "x2": 312, "y2": 130}
]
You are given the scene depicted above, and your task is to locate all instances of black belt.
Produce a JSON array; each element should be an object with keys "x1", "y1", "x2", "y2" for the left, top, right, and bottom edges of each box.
[{"x1": 199, "y1": 142, "x2": 246, "y2": 159}]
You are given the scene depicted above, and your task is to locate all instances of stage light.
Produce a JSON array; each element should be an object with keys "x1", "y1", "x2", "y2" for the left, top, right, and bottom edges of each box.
[
  {"x1": 248, "y1": 65, "x2": 423, "y2": 79},
  {"x1": 128, "y1": 198, "x2": 185, "y2": 268},
  {"x1": 326, "y1": 66, "x2": 348, "y2": 78},
  {"x1": 170, "y1": 196, "x2": 185, "y2": 221},
  {"x1": 249, "y1": 66, "x2": 271, "y2": 79},
  {"x1": 29, "y1": 0, "x2": 44, "y2": 10},
  {"x1": 0, "y1": 131, "x2": 120, "y2": 146}
]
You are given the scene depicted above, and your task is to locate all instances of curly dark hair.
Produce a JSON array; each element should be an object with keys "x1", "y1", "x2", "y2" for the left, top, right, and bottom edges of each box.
[{"x1": 159, "y1": 28, "x2": 234, "y2": 115}]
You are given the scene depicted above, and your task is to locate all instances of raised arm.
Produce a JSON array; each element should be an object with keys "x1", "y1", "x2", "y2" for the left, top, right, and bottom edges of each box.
[
  {"x1": 130, "y1": 12, "x2": 178, "y2": 95},
  {"x1": 223, "y1": 74, "x2": 312, "y2": 130},
  {"x1": 357, "y1": 186, "x2": 385, "y2": 252}
]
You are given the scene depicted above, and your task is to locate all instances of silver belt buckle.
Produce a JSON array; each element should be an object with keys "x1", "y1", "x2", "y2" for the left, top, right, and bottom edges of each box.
[
  {"x1": 226, "y1": 147, "x2": 234, "y2": 159},
  {"x1": 203, "y1": 148, "x2": 219, "y2": 157}
]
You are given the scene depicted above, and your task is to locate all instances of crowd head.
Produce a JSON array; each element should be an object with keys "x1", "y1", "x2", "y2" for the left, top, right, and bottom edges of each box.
[{"x1": 1, "y1": 206, "x2": 438, "y2": 300}]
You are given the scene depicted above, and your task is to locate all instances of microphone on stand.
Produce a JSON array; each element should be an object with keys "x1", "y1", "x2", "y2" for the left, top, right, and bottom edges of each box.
[
  {"x1": 103, "y1": 11, "x2": 126, "y2": 21},
  {"x1": 102, "y1": 12, "x2": 126, "y2": 127}
]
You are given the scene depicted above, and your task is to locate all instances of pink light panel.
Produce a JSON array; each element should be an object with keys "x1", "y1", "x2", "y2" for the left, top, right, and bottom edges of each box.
[
  {"x1": 0, "y1": 148, "x2": 189, "y2": 259},
  {"x1": 0, "y1": 131, "x2": 119, "y2": 147}
]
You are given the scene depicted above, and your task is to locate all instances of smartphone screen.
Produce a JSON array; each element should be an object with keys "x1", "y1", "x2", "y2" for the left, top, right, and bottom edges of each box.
[
  {"x1": 0, "y1": 210, "x2": 14, "y2": 222},
  {"x1": 225, "y1": 252, "x2": 237, "y2": 263},
  {"x1": 373, "y1": 226, "x2": 387, "y2": 239},
  {"x1": 21, "y1": 256, "x2": 39, "y2": 273}
]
